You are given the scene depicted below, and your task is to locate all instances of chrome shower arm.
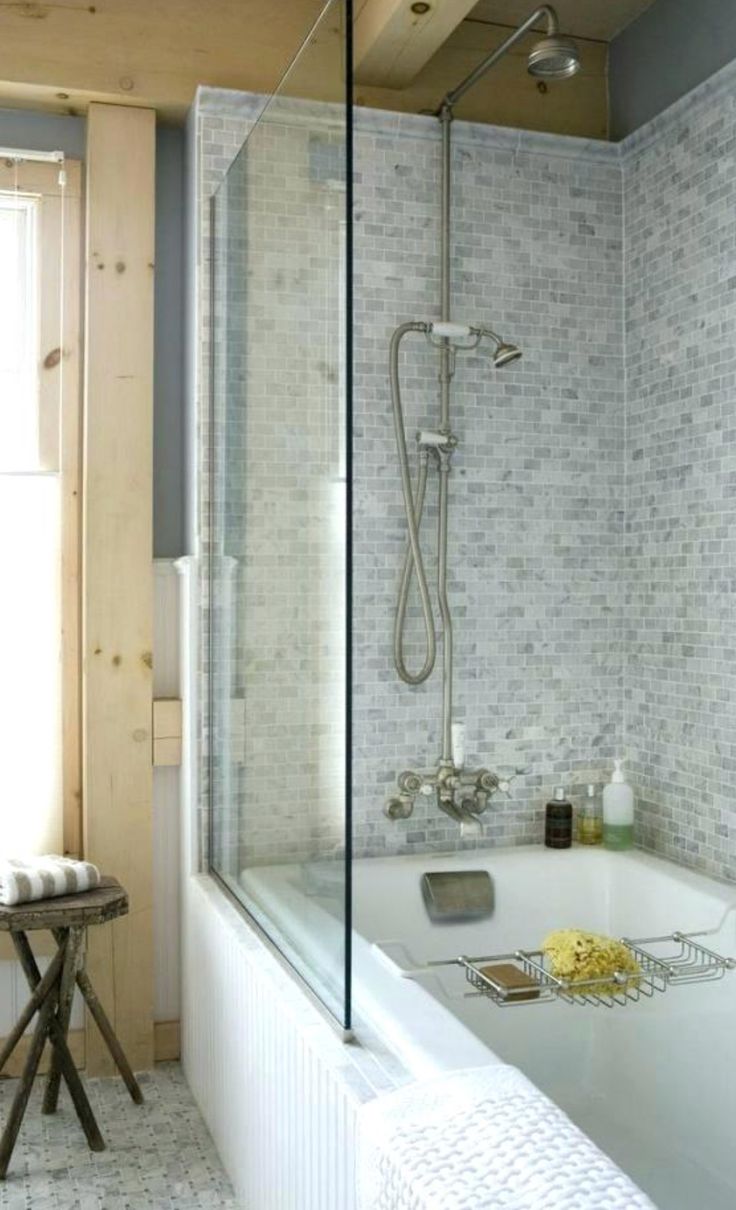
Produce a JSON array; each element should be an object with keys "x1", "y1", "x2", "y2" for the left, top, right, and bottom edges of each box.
[{"x1": 441, "y1": 4, "x2": 558, "y2": 112}]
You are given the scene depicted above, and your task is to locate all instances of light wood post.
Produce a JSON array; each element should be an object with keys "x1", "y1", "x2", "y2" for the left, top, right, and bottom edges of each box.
[{"x1": 83, "y1": 102, "x2": 156, "y2": 1075}]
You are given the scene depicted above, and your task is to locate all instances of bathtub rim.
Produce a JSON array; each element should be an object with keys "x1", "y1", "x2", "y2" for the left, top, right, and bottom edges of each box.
[
  {"x1": 241, "y1": 842, "x2": 736, "y2": 1079},
  {"x1": 240, "y1": 860, "x2": 497, "y2": 1078}
]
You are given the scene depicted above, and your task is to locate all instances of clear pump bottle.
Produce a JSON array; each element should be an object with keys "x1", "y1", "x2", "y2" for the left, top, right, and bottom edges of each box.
[
  {"x1": 603, "y1": 760, "x2": 634, "y2": 850},
  {"x1": 577, "y1": 783, "x2": 603, "y2": 845}
]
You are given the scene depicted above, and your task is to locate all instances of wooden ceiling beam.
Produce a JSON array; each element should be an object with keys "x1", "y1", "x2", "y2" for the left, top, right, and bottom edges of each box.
[
  {"x1": 0, "y1": 0, "x2": 609, "y2": 138},
  {"x1": 354, "y1": 0, "x2": 480, "y2": 88},
  {"x1": 0, "y1": 0, "x2": 327, "y2": 122}
]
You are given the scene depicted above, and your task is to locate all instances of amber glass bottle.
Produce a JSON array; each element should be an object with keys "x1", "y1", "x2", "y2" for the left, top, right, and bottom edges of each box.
[{"x1": 545, "y1": 787, "x2": 573, "y2": 849}]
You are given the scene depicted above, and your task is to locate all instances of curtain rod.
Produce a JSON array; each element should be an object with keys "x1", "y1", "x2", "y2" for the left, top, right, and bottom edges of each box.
[{"x1": 0, "y1": 148, "x2": 64, "y2": 164}]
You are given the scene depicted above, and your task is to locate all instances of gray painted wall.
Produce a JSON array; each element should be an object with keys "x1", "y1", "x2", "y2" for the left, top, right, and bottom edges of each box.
[
  {"x1": 154, "y1": 125, "x2": 186, "y2": 556},
  {"x1": 183, "y1": 106, "x2": 198, "y2": 559},
  {"x1": 0, "y1": 106, "x2": 186, "y2": 556},
  {"x1": 610, "y1": 0, "x2": 736, "y2": 139}
]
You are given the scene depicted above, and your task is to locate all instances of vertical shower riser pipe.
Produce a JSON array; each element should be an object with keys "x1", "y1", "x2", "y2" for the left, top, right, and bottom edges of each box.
[
  {"x1": 438, "y1": 101, "x2": 454, "y2": 764},
  {"x1": 439, "y1": 103, "x2": 452, "y2": 432},
  {"x1": 388, "y1": 3, "x2": 571, "y2": 819},
  {"x1": 437, "y1": 454, "x2": 453, "y2": 765}
]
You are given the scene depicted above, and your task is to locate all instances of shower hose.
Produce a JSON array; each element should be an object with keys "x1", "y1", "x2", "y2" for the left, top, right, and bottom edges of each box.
[{"x1": 390, "y1": 322, "x2": 437, "y2": 685}]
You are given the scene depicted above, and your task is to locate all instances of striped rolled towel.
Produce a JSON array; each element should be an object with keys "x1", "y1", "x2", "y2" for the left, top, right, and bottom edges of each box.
[{"x1": 0, "y1": 856, "x2": 102, "y2": 906}]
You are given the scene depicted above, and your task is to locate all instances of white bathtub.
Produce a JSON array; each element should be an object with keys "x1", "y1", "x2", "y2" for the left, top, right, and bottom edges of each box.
[
  {"x1": 354, "y1": 846, "x2": 736, "y2": 1210},
  {"x1": 244, "y1": 845, "x2": 736, "y2": 1210}
]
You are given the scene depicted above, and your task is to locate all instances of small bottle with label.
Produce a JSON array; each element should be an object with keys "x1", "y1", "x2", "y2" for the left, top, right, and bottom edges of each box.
[
  {"x1": 577, "y1": 783, "x2": 603, "y2": 845},
  {"x1": 545, "y1": 787, "x2": 573, "y2": 849}
]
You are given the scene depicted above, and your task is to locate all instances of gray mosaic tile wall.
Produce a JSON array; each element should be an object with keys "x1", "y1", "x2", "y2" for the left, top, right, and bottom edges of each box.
[
  {"x1": 195, "y1": 60, "x2": 736, "y2": 884},
  {"x1": 351, "y1": 115, "x2": 625, "y2": 857},
  {"x1": 193, "y1": 92, "x2": 254, "y2": 870},
  {"x1": 621, "y1": 65, "x2": 736, "y2": 882},
  {"x1": 195, "y1": 90, "x2": 626, "y2": 866},
  {"x1": 199, "y1": 92, "x2": 348, "y2": 873}
]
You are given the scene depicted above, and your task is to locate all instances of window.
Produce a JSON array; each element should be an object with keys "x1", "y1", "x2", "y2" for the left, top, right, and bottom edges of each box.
[{"x1": 0, "y1": 157, "x2": 82, "y2": 856}]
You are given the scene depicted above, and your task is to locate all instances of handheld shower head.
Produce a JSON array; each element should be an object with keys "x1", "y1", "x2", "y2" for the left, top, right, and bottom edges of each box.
[
  {"x1": 470, "y1": 326, "x2": 522, "y2": 368},
  {"x1": 426, "y1": 322, "x2": 522, "y2": 367},
  {"x1": 527, "y1": 33, "x2": 580, "y2": 80}
]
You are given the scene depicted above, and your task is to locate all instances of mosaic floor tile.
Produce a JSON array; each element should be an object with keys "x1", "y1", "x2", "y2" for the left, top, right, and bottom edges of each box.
[{"x1": 0, "y1": 1063, "x2": 243, "y2": 1209}]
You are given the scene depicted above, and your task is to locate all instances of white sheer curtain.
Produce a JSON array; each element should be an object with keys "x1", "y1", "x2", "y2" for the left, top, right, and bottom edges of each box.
[
  {"x1": 0, "y1": 477, "x2": 62, "y2": 853},
  {"x1": 0, "y1": 200, "x2": 38, "y2": 471},
  {"x1": 0, "y1": 193, "x2": 63, "y2": 855}
]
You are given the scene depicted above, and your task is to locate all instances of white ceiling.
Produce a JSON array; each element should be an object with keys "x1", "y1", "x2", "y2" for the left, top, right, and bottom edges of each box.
[{"x1": 468, "y1": 0, "x2": 658, "y2": 42}]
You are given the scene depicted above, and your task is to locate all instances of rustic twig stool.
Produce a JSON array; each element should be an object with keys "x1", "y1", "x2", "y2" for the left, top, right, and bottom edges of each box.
[{"x1": 0, "y1": 875, "x2": 143, "y2": 1178}]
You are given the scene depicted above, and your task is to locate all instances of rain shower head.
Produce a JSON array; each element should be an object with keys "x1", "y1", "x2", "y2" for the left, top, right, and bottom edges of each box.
[
  {"x1": 441, "y1": 6, "x2": 580, "y2": 112},
  {"x1": 527, "y1": 33, "x2": 581, "y2": 80},
  {"x1": 493, "y1": 342, "x2": 522, "y2": 367}
]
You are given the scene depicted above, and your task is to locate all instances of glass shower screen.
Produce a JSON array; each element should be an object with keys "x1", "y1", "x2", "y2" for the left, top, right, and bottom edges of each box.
[{"x1": 208, "y1": 0, "x2": 352, "y2": 1029}]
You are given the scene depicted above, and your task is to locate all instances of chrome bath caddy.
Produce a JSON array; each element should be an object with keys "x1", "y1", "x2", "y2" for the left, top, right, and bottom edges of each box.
[{"x1": 375, "y1": 929, "x2": 736, "y2": 1009}]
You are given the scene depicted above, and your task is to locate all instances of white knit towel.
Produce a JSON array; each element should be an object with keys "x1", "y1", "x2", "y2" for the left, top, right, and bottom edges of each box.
[
  {"x1": 0, "y1": 855, "x2": 102, "y2": 906},
  {"x1": 357, "y1": 1064, "x2": 657, "y2": 1210}
]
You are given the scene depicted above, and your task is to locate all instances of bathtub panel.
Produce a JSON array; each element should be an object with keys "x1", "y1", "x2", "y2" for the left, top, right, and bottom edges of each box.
[{"x1": 182, "y1": 873, "x2": 362, "y2": 1210}]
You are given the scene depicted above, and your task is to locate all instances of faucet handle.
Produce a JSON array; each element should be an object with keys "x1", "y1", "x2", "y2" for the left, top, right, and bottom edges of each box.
[
  {"x1": 476, "y1": 769, "x2": 500, "y2": 793},
  {"x1": 475, "y1": 767, "x2": 525, "y2": 797},
  {"x1": 397, "y1": 770, "x2": 423, "y2": 795},
  {"x1": 497, "y1": 767, "x2": 529, "y2": 796}
]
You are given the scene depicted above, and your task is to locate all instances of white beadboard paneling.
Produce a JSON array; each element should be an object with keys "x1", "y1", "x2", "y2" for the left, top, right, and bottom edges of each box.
[
  {"x1": 153, "y1": 559, "x2": 182, "y2": 698},
  {"x1": 182, "y1": 874, "x2": 360, "y2": 1210},
  {"x1": 153, "y1": 766, "x2": 181, "y2": 1022},
  {"x1": 175, "y1": 555, "x2": 200, "y2": 878},
  {"x1": 0, "y1": 955, "x2": 83, "y2": 1036},
  {"x1": 153, "y1": 558, "x2": 182, "y2": 1024}
]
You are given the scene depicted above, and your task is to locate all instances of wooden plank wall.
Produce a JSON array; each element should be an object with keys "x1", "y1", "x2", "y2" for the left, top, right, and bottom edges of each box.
[{"x1": 83, "y1": 102, "x2": 156, "y2": 1076}]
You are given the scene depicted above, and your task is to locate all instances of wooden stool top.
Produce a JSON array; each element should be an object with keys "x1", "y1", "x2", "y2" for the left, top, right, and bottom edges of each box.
[{"x1": 0, "y1": 877, "x2": 128, "y2": 933}]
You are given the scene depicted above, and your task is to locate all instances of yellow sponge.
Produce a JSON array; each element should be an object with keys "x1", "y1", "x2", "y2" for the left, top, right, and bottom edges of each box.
[{"x1": 542, "y1": 928, "x2": 640, "y2": 996}]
